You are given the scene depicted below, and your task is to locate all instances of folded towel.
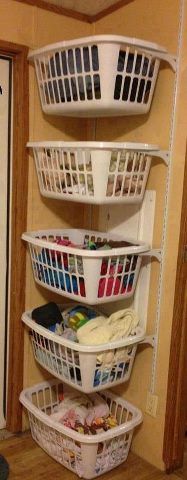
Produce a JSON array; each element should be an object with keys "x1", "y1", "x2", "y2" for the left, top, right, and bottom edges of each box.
[
  {"x1": 77, "y1": 309, "x2": 138, "y2": 345},
  {"x1": 77, "y1": 316, "x2": 110, "y2": 345},
  {"x1": 108, "y1": 309, "x2": 139, "y2": 340},
  {"x1": 77, "y1": 309, "x2": 139, "y2": 366}
]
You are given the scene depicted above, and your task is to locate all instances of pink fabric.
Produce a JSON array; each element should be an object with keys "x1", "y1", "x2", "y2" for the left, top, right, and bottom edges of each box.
[
  {"x1": 61, "y1": 407, "x2": 88, "y2": 429},
  {"x1": 98, "y1": 277, "x2": 125, "y2": 297},
  {"x1": 56, "y1": 239, "x2": 77, "y2": 247}
]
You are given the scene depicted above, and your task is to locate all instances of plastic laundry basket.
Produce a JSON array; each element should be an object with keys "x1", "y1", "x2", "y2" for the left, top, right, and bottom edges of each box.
[
  {"x1": 28, "y1": 35, "x2": 175, "y2": 117},
  {"x1": 22, "y1": 309, "x2": 145, "y2": 392},
  {"x1": 27, "y1": 141, "x2": 161, "y2": 205},
  {"x1": 22, "y1": 229, "x2": 150, "y2": 304},
  {"x1": 20, "y1": 379, "x2": 142, "y2": 479}
]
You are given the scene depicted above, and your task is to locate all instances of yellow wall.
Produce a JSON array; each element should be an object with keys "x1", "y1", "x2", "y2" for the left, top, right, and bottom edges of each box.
[
  {"x1": 94, "y1": 0, "x2": 187, "y2": 470},
  {"x1": 1, "y1": 0, "x2": 187, "y2": 472}
]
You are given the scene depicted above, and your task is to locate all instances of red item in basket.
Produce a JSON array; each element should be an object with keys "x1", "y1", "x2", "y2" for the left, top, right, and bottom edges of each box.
[
  {"x1": 50, "y1": 239, "x2": 77, "y2": 262},
  {"x1": 101, "y1": 260, "x2": 124, "y2": 276},
  {"x1": 98, "y1": 277, "x2": 124, "y2": 297},
  {"x1": 79, "y1": 279, "x2": 86, "y2": 297}
]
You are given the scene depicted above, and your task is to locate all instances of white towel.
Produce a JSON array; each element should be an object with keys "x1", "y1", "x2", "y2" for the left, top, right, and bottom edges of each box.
[
  {"x1": 77, "y1": 316, "x2": 109, "y2": 345},
  {"x1": 77, "y1": 309, "x2": 139, "y2": 366},
  {"x1": 77, "y1": 309, "x2": 138, "y2": 345}
]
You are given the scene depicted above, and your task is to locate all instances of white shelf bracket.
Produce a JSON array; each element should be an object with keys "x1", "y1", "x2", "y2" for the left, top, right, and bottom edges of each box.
[
  {"x1": 140, "y1": 335, "x2": 156, "y2": 348},
  {"x1": 141, "y1": 249, "x2": 162, "y2": 262},
  {"x1": 158, "y1": 53, "x2": 177, "y2": 72},
  {"x1": 152, "y1": 150, "x2": 170, "y2": 165}
]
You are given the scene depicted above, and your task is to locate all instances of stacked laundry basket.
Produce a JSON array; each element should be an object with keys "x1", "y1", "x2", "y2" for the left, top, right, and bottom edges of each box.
[{"x1": 20, "y1": 35, "x2": 174, "y2": 478}]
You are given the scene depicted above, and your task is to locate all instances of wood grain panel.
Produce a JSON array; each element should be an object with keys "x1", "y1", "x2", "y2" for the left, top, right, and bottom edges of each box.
[
  {"x1": 13, "y1": 0, "x2": 92, "y2": 22},
  {"x1": 0, "y1": 40, "x2": 29, "y2": 432},
  {"x1": 163, "y1": 144, "x2": 187, "y2": 471},
  {"x1": 92, "y1": 0, "x2": 135, "y2": 21},
  {"x1": 35, "y1": 0, "x2": 133, "y2": 16},
  {"x1": 13, "y1": 0, "x2": 135, "y2": 22}
]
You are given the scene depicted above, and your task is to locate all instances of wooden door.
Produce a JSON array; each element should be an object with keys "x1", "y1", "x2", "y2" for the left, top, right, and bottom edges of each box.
[
  {"x1": 0, "y1": 55, "x2": 12, "y2": 428},
  {"x1": 163, "y1": 142, "x2": 187, "y2": 471},
  {"x1": 0, "y1": 40, "x2": 29, "y2": 432}
]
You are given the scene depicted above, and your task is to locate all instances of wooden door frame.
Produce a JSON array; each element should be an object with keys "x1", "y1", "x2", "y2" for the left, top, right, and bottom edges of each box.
[
  {"x1": 163, "y1": 142, "x2": 187, "y2": 471},
  {"x1": 0, "y1": 40, "x2": 29, "y2": 432}
]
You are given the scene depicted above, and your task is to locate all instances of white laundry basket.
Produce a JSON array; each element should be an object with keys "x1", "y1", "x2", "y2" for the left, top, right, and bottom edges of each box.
[
  {"x1": 22, "y1": 309, "x2": 145, "y2": 392},
  {"x1": 22, "y1": 229, "x2": 149, "y2": 304},
  {"x1": 28, "y1": 35, "x2": 175, "y2": 117},
  {"x1": 27, "y1": 141, "x2": 160, "y2": 204},
  {"x1": 20, "y1": 379, "x2": 142, "y2": 479}
]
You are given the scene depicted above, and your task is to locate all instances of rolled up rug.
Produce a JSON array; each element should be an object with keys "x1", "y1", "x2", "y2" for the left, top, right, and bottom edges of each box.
[{"x1": 0, "y1": 455, "x2": 9, "y2": 480}]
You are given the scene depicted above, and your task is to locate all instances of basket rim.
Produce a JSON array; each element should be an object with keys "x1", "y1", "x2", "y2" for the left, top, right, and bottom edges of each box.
[
  {"x1": 21, "y1": 228, "x2": 150, "y2": 257},
  {"x1": 22, "y1": 309, "x2": 145, "y2": 352},
  {"x1": 27, "y1": 141, "x2": 160, "y2": 152},
  {"x1": 19, "y1": 379, "x2": 143, "y2": 443},
  {"x1": 28, "y1": 34, "x2": 167, "y2": 60}
]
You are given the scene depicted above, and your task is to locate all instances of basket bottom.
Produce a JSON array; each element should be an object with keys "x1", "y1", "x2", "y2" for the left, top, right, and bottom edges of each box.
[
  {"x1": 43, "y1": 103, "x2": 149, "y2": 118},
  {"x1": 31, "y1": 432, "x2": 128, "y2": 479}
]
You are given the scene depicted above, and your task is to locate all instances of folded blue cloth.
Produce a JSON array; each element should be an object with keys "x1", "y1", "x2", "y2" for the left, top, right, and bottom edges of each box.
[
  {"x1": 37, "y1": 252, "x2": 79, "y2": 293},
  {"x1": 43, "y1": 269, "x2": 78, "y2": 293}
]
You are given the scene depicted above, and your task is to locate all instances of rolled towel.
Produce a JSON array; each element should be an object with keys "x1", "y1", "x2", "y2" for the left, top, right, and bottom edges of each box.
[
  {"x1": 77, "y1": 316, "x2": 109, "y2": 345},
  {"x1": 77, "y1": 309, "x2": 139, "y2": 367},
  {"x1": 77, "y1": 309, "x2": 138, "y2": 346},
  {"x1": 107, "y1": 308, "x2": 139, "y2": 341}
]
